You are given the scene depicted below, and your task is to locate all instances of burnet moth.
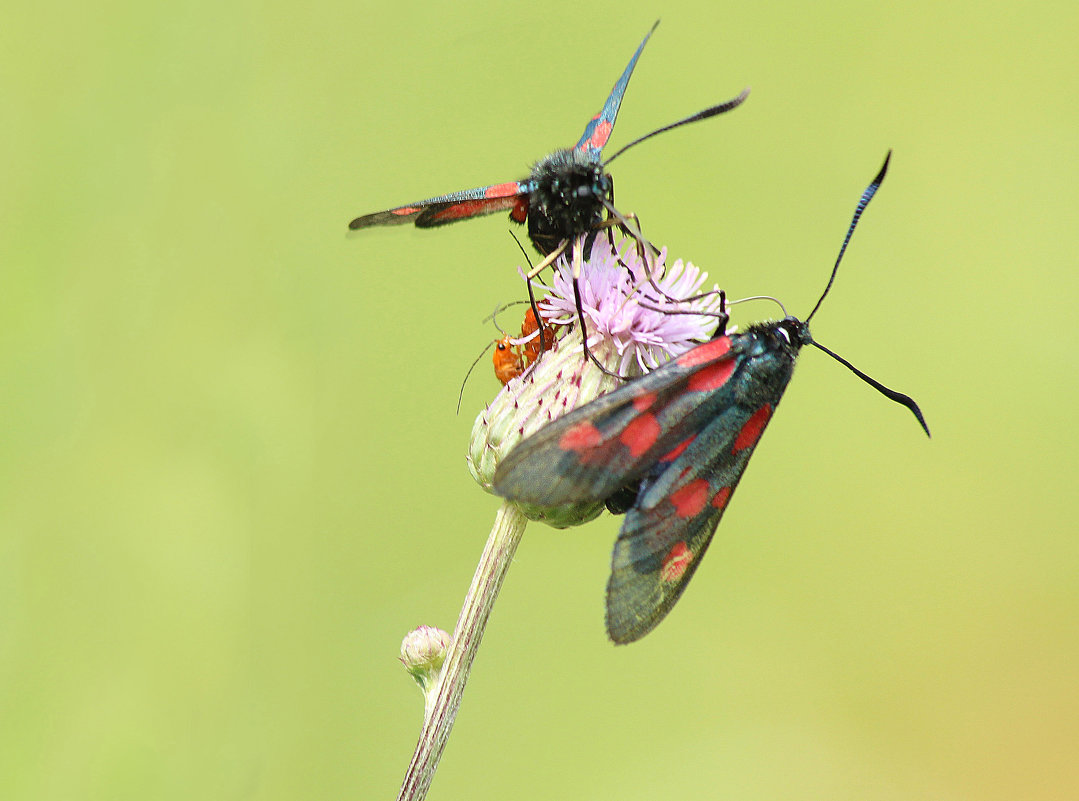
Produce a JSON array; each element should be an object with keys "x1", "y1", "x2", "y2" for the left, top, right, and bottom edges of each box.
[
  {"x1": 491, "y1": 152, "x2": 930, "y2": 644},
  {"x1": 348, "y1": 21, "x2": 747, "y2": 262}
]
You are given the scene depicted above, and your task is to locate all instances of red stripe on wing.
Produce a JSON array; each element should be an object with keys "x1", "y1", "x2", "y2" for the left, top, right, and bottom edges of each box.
[
  {"x1": 484, "y1": 182, "x2": 524, "y2": 198},
  {"x1": 659, "y1": 435, "x2": 694, "y2": 464},
  {"x1": 710, "y1": 486, "x2": 732, "y2": 510},
  {"x1": 426, "y1": 195, "x2": 520, "y2": 223},
  {"x1": 676, "y1": 337, "x2": 732, "y2": 368},
  {"x1": 585, "y1": 120, "x2": 614, "y2": 152},
  {"x1": 631, "y1": 391, "x2": 658, "y2": 412},
  {"x1": 688, "y1": 359, "x2": 736, "y2": 393},
  {"x1": 732, "y1": 405, "x2": 773, "y2": 452}
]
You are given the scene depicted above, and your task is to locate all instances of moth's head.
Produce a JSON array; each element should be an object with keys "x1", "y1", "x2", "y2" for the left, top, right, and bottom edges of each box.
[{"x1": 777, "y1": 317, "x2": 813, "y2": 350}]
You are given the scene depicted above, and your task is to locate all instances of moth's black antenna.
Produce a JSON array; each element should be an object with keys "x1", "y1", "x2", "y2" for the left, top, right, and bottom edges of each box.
[
  {"x1": 800, "y1": 150, "x2": 928, "y2": 437},
  {"x1": 809, "y1": 339, "x2": 930, "y2": 438},
  {"x1": 602, "y1": 88, "x2": 750, "y2": 167},
  {"x1": 805, "y1": 150, "x2": 891, "y2": 324}
]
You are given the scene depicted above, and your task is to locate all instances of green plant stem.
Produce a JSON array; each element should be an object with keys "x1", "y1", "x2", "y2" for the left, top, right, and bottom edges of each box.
[{"x1": 395, "y1": 500, "x2": 527, "y2": 801}]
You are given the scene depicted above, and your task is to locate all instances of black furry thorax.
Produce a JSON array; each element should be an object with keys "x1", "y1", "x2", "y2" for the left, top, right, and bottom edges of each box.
[{"x1": 525, "y1": 149, "x2": 612, "y2": 255}]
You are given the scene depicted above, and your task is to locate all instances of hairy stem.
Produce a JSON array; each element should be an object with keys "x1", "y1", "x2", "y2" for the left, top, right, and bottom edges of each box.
[{"x1": 396, "y1": 501, "x2": 527, "y2": 801}]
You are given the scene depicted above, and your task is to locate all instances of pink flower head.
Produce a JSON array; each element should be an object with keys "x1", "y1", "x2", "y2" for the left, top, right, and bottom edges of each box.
[
  {"x1": 536, "y1": 235, "x2": 727, "y2": 375},
  {"x1": 469, "y1": 233, "x2": 728, "y2": 525}
]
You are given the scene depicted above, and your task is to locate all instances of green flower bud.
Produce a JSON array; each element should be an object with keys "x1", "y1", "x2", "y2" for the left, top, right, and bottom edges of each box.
[
  {"x1": 399, "y1": 625, "x2": 451, "y2": 693},
  {"x1": 467, "y1": 325, "x2": 622, "y2": 528}
]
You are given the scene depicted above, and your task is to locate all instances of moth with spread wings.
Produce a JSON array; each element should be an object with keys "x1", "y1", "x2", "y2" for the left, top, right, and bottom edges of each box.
[
  {"x1": 492, "y1": 153, "x2": 930, "y2": 643},
  {"x1": 348, "y1": 21, "x2": 748, "y2": 261}
]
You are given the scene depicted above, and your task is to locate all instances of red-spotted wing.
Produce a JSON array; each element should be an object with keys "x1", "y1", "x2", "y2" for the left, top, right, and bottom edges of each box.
[
  {"x1": 347, "y1": 181, "x2": 530, "y2": 231},
  {"x1": 492, "y1": 326, "x2": 801, "y2": 642},
  {"x1": 348, "y1": 20, "x2": 747, "y2": 258},
  {"x1": 573, "y1": 20, "x2": 658, "y2": 159},
  {"x1": 493, "y1": 151, "x2": 931, "y2": 644},
  {"x1": 348, "y1": 19, "x2": 660, "y2": 234},
  {"x1": 605, "y1": 382, "x2": 783, "y2": 643}
]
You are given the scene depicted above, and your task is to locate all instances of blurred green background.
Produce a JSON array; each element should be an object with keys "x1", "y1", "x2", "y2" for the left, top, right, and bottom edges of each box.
[{"x1": 3, "y1": 0, "x2": 1077, "y2": 799}]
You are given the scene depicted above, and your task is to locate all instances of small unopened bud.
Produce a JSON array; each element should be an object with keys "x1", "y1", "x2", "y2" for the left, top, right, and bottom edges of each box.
[{"x1": 400, "y1": 625, "x2": 451, "y2": 693}]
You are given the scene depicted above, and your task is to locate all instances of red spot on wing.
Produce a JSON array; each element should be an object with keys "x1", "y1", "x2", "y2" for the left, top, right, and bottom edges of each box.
[
  {"x1": 588, "y1": 121, "x2": 614, "y2": 150},
  {"x1": 484, "y1": 182, "x2": 522, "y2": 198},
  {"x1": 632, "y1": 391, "x2": 657, "y2": 412},
  {"x1": 559, "y1": 420, "x2": 603, "y2": 452},
  {"x1": 677, "y1": 337, "x2": 732, "y2": 368},
  {"x1": 619, "y1": 412, "x2": 661, "y2": 458},
  {"x1": 733, "y1": 405, "x2": 773, "y2": 452},
  {"x1": 392, "y1": 206, "x2": 422, "y2": 216},
  {"x1": 660, "y1": 542, "x2": 693, "y2": 583},
  {"x1": 711, "y1": 486, "x2": 731, "y2": 510},
  {"x1": 669, "y1": 479, "x2": 710, "y2": 519},
  {"x1": 688, "y1": 359, "x2": 736, "y2": 393},
  {"x1": 660, "y1": 435, "x2": 695, "y2": 463}
]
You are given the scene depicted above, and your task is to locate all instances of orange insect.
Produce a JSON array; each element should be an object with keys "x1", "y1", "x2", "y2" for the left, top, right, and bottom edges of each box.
[
  {"x1": 521, "y1": 307, "x2": 556, "y2": 364},
  {"x1": 493, "y1": 335, "x2": 526, "y2": 384},
  {"x1": 492, "y1": 307, "x2": 556, "y2": 385}
]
